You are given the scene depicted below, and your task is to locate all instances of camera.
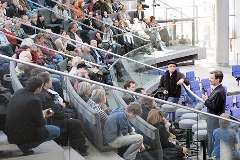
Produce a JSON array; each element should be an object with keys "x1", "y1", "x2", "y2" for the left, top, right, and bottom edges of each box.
[
  {"x1": 142, "y1": 4, "x2": 149, "y2": 9},
  {"x1": 153, "y1": 3, "x2": 160, "y2": 7},
  {"x1": 47, "y1": 109, "x2": 54, "y2": 115}
]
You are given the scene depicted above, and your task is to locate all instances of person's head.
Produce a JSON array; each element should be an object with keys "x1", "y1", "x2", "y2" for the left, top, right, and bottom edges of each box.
[
  {"x1": 14, "y1": 19, "x2": 21, "y2": 28},
  {"x1": 118, "y1": 20, "x2": 125, "y2": 28},
  {"x1": 90, "y1": 40, "x2": 97, "y2": 47},
  {"x1": 37, "y1": 72, "x2": 52, "y2": 90},
  {"x1": 82, "y1": 43, "x2": 91, "y2": 52},
  {"x1": 125, "y1": 102, "x2": 142, "y2": 119},
  {"x1": 20, "y1": 38, "x2": 35, "y2": 50},
  {"x1": 88, "y1": 12, "x2": 93, "y2": 18},
  {"x1": 133, "y1": 18, "x2": 138, "y2": 24},
  {"x1": 105, "y1": 24, "x2": 111, "y2": 31},
  {"x1": 13, "y1": 0, "x2": 19, "y2": 6},
  {"x1": 22, "y1": 15, "x2": 29, "y2": 23},
  {"x1": 71, "y1": 56, "x2": 82, "y2": 67},
  {"x1": 121, "y1": 6, "x2": 127, "y2": 12},
  {"x1": 210, "y1": 70, "x2": 223, "y2": 86},
  {"x1": 73, "y1": 0, "x2": 78, "y2": 7},
  {"x1": 135, "y1": 87, "x2": 147, "y2": 101},
  {"x1": 124, "y1": 80, "x2": 136, "y2": 92},
  {"x1": 103, "y1": 11, "x2": 108, "y2": 17},
  {"x1": 147, "y1": 108, "x2": 164, "y2": 125},
  {"x1": 93, "y1": 12, "x2": 99, "y2": 19},
  {"x1": 74, "y1": 47, "x2": 82, "y2": 57},
  {"x1": 57, "y1": 0, "x2": 62, "y2": 6},
  {"x1": 25, "y1": 76, "x2": 44, "y2": 93},
  {"x1": 150, "y1": 16, "x2": 155, "y2": 22},
  {"x1": 113, "y1": 19, "x2": 119, "y2": 26},
  {"x1": 96, "y1": 38, "x2": 102, "y2": 47},
  {"x1": 1, "y1": 0, "x2": 7, "y2": 9},
  {"x1": 167, "y1": 61, "x2": 177, "y2": 74},
  {"x1": 30, "y1": 68, "x2": 44, "y2": 77},
  {"x1": 136, "y1": 3, "x2": 142, "y2": 10},
  {"x1": 219, "y1": 113, "x2": 230, "y2": 128},
  {"x1": 35, "y1": 33, "x2": 45, "y2": 43},
  {"x1": 143, "y1": 17, "x2": 150, "y2": 23},
  {"x1": 44, "y1": 29, "x2": 52, "y2": 39},
  {"x1": 31, "y1": 14, "x2": 38, "y2": 23},
  {"x1": 91, "y1": 89, "x2": 106, "y2": 104},
  {"x1": 141, "y1": 97, "x2": 156, "y2": 110},
  {"x1": 37, "y1": 14, "x2": 44, "y2": 22},
  {"x1": 4, "y1": 20, "x2": 12, "y2": 30},
  {"x1": 90, "y1": 84, "x2": 104, "y2": 92},
  {"x1": 75, "y1": 68, "x2": 89, "y2": 79},
  {"x1": 77, "y1": 81, "x2": 91, "y2": 96},
  {"x1": 68, "y1": 22, "x2": 78, "y2": 33}
]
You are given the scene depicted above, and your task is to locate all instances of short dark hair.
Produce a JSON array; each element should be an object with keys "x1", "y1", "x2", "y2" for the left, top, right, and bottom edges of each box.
[
  {"x1": 126, "y1": 102, "x2": 142, "y2": 116},
  {"x1": 210, "y1": 70, "x2": 224, "y2": 82},
  {"x1": 37, "y1": 72, "x2": 51, "y2": 85},
  {"x1": 135, "y1": 88, "x2": 144, "y2": 94},
  {"x1": 30, "y1": 68, "x2": 44, "y2": 77},
  {"x1": 68, "y1": 22, "x2": 78, "y2": 31},
  {"x1": 124, "y1": 80, "x2": 135, "y2": 90},
  {"x1": 25, "y1": 76, "x2": 43, "y2": 92}
]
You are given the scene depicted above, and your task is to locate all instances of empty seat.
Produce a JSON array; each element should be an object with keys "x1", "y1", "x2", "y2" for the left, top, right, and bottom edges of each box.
[
  {"x1": 230, "y1": 108, "x2": 240, "y2": 127},
  {"x1": 225, "y1": 96, "x2": 234, "y2": 111},
  {"x1": 232, "y1": 65, "x2": 240, "y2": 86},
  {"x1": 236, "y1": 94, "x2": 240, "y2": 108},
  {"x1": 201, "y1": 78, "x2": 210, "y2": 90},
  {"x1": 190, "y1": 80, "x2": 200, "y2": 93},
  {"x1": 186, "y1": 71, "x2": 199, "y2": 82}
]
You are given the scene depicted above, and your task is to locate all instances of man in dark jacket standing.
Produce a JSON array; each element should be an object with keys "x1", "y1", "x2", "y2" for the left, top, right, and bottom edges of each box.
[
  {"x1": 202, "y1": 70, "x2": 226, "y2": 157},
  {"x1": 158, "y1": 61, "x2": 189, "y2": 122},
  {"x1": 159, "y1": 61, "x2": 190, "y2": 103},
  {"x1": 5, "y1": 76, "x2": 60, "y2": 155}
]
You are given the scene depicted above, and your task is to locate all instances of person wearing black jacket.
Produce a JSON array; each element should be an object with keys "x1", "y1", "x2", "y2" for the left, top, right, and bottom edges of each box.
[
  {"x1": 5, "y1": 76, "x2": 60, "y2": 155},
  {"x1": 37, "y1": 72, "x2": 89, "y2": 156},
  {"x1": 202, "y1": 70, "x2": 226, "y2": 156},
  {"x1": 6, "y1": 0, "x2": 25, "y2": 18}
]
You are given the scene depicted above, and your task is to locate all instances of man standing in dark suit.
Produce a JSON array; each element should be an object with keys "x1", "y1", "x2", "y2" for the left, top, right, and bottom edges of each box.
[
  {"x1": 202, "y1": 70, "x2": 226, "y2": 157},
  {"x1": 133, "y1": 4, "x2": 145, "y2": 21}
]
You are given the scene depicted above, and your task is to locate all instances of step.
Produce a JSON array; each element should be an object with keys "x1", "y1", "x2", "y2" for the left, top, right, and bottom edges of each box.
[
  {"x1": 62, "y1": 146, "x2": 86, "y2": 160},
  {"x1": 0, "y1": 132, "x2": 64, "y2": 160}
]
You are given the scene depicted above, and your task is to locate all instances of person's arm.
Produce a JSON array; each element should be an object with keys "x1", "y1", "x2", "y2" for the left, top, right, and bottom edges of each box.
[
  {"x1": 29, "y1": 99, "x2": 47, "y2": 127},
  {"x1": 177, "y1": 72, "x2": 189, "y2": 85},
  {"x1": 204, "y1": 91, "x2": 224, "y2": 113},
  {"x1": 158, "y1": 124, "x2": 175, "y2": 148},
  {"x1": 53, "y1": 6, "x2": 63, "y2": 20},
  {"x1": 117, "y1": 113, "x2": 130, "y2": 136}
]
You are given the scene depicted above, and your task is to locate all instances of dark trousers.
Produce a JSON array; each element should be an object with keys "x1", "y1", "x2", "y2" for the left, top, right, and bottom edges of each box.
[{"x1": 55, "y1": 119, "x2": 87, "y2": 152}]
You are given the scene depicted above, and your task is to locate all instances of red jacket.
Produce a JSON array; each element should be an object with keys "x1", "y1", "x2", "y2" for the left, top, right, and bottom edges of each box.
[{"x1": 2, "y1": 28, "x2": 18, "y2": 45}]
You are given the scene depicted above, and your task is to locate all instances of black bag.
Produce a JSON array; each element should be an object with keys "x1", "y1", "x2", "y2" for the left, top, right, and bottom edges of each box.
[{"x1": 163, "y1": 146, "x2": 184, "y2": 160}]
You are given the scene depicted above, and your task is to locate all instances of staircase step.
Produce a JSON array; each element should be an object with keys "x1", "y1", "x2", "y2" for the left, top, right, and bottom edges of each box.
[
  {"x1": 0, "y1": 131, "x2": 64, "y2": 160},
  {"x1": 62, "y1": 146, "x2": 86, "y2": 160}
]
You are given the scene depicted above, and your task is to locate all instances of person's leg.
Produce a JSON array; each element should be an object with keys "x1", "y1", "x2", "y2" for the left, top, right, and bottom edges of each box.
[
  {"x1": 165, "y1": 97, "x2": 179, "y2": 121},
  {"x1": 108, "y1": 134, "x2": 143, "y2": 160},
  {"x1": 0, "y1": 46, "x2": 15, "y2": 57},
  {"x1": 43, "y1": 125, "x2": 61, "y2": 142}
]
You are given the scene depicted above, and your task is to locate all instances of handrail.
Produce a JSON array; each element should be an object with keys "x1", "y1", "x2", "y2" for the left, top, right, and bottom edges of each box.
[
  {"x1": 1, "y1": 54, "x2": 239, "y2": 125},
  {"x1": 1, "y1": 32, "x2": 101, "y2": 67},
  {"x1": 5, "y1": 16, "x2": 165, "y2": 72}
]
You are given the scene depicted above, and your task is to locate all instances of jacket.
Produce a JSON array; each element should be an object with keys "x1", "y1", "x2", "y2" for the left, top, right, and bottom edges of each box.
[
  {"x1": 159, "y1": 70, "x2": 190, "y2": 97},
  {"x1": 5, "y1": 88, "x2": 48, "y2": 144},
  {"x1": 133, "y1": 10, "x2": 144, "y2": 21},
  {"x1": 103, "y1": 106, "x2": 133, "y2": 144}
]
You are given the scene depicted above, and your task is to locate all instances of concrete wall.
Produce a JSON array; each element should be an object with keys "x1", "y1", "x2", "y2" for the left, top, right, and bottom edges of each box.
[{"x1": 234, "y1": 0, "x2": 240, "y2": 61}]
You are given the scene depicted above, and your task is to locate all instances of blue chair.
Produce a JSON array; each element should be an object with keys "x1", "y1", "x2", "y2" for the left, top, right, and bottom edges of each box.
[
  {"x1": 186, "y1": 71, "x2": 200, "y2": 82},
  {"x1": 195, "y1": 90, "x2": 203, "y2": 98},
  {"x1": 236, "y1": 94, "x2": 240, "y2": 108},
  {"x1": 201, "y1": 78, "x2": 210, "y2": 90},
  {"x1": 230, "y1": 108, "x2": 240, "y2": 127},
  {"x1": 190, "y1": 80, "x2": 200, "y2": 93},
  {"x1": 225, "y1": 96, "x2": 234, "y2": 111},
  {"x1": 232, "y1": 65, "x2": 240, "y2": 86}
]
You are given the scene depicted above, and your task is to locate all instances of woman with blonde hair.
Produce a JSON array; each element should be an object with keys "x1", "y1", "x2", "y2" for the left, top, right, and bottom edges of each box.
[
  {"x1": 76, "y1": 81, "x2": 91, "y2": 102},
  {"x1": 147, "y1": 108, "x2": 188, "y2": 159}
]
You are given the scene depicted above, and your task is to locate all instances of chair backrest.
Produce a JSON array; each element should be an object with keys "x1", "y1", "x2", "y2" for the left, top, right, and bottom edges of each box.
[
  {"x1": 232, "y1": 65, "x2": 240, "y2": 77},
  {"x1": 9, "y1": 55, "x2": 23, "y2": 92},
  {"x1": 64, "y1": 75, "x2": 114, "y2": 152},
  {"x1": 190, "y1": 80, "x2": 200, "y2": 92},
  {"x1": 236, "y1": 94, "x2": 240, "y2": 108},
  {"x1": 225, "y1": 96, "x2": 234, "y2": 110},
  {"x1": 223, "y1": 86, "x2": 228, "y2": 95},
  {"x1": 201, "y1": 78, "x2": 210, "y2": 90},
  {"x1": 195, "y1": 90, "x2": 203, "y2": 98},
  {"x1": 186, "y1": 71, "x2": 195, "y2": 81},
  {"x1": 231, "y1": 108, "x2": 240, "y2": 120}
]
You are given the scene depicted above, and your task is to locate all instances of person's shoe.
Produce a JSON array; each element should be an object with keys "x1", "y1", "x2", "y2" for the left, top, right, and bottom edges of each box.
[
  {"x1": 21, "y1": 150, "x2": 34, "y2": 156},
  {"x1": 117, "y1": 77, "x2": 124, "y2": 82}
]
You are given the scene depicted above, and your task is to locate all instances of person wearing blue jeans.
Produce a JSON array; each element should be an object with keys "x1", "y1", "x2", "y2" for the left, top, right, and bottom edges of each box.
[
  {"x1": 158, "y1": 61, "x2": 190, "y2": 121},
  {"x1": 5, "y1": 76, "x2": 60, "y2": 155}
]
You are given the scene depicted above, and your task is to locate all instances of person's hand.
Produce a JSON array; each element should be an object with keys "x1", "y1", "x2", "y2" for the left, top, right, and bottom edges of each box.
[
  {"x1": 60, "y1": 102, "x2": 66, "y2": 108},
  {"x1": 139, "y1": 143, "x2": 145, "y2": 152},
  {"x1": 177, "y1": 78, "x2": 184, "y2": 85},
  {"x1": 163, "y1": 90, "x2": 168, "y2": 95},
  {"x1": 169, "y1": 140, "x2": 176, "y2": 145},
  {"x1": 43, "y1": 108, "x2": 54, "y2": 118},
  {"x1": 202, "y1": 94, "x2": 208, "y2": 101},
  {"x1": 169, "y1": 133, "x2": 176, "y2": 139}
]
